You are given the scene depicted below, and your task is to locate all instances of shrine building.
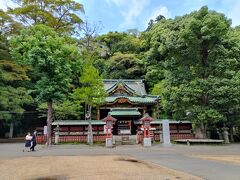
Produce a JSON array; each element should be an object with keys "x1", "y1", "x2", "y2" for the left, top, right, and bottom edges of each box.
[
  {"x1": 98, "y1": 79, "x2": 159, "y2": 135},
  {"x1": 36, "y1": 79, "x2": 193, "y2": 144}
]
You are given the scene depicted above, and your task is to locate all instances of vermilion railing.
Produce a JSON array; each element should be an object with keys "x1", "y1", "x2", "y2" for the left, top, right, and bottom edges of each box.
[
  {"x1": 36, "y1": 135, "x2": 106, "y2": 144},
  {"x1": 37, "y1": 133, "x2": 193, "y2": 144}
]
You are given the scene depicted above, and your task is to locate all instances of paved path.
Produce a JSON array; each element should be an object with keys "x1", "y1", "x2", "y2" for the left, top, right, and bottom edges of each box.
[{"x1": 0, "y1": 143, "x2": 240, "y2": 180}]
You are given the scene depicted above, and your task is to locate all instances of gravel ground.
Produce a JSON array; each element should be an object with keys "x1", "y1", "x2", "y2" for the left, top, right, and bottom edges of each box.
[
  {"x1": 0, "y1": 155, "x2": 201, "y2": 180},
  {"x1": 0, "y1": 143, "x2": 240, "y2": 180}
]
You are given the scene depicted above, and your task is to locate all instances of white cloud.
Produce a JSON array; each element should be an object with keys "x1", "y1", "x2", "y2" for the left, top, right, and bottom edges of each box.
[
  {"x1": 120, "y1": 0, "x2": 148, "y2": 27},
  {"x1": 147, "y1": 5, "x2": 171, "y2": 23},
  {"x1": 105, "y1": 0, "x2": 127, "y2": 6},
  {"x1": 105, "y1": 0, "x2": 148, "y2": 28},
  {"x1": 226, "y1": 1, "x2": 240, "y2": 26},
  {"x1": 0, "y1": 0, "x2": 18, "y2": 11}
]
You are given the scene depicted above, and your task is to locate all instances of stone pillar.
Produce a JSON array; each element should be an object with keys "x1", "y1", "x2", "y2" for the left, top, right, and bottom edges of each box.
[
  {"x1": 222, "y1": 127, "x2": 230, "y2": 144},
  {"x1": 54, "y1": 124, "x2": 60, "y2": 144},
  {"x1": 143, "y1": 137, "x2": 151, "y2": 147},
  {"x1": 54, "y1": 131, "x2": 59, "y2": 144},
  {"x1": 106, "y1": 138, "x2": 113, "y2": 148},
  {"x1": 162, "y1": 120, "x2": 171, "y2": 147}
]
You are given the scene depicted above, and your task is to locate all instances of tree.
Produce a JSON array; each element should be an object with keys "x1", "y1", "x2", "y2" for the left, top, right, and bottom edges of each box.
[
  {"x1": 8, "y1": 0, "x2": 84, "y2": 34},
  {"x1": 146, "y1": 15, "x2": 165, "y2": 31},
  {"x1": 10, "y1": 24, "x2": 82, "y2": 145},
  {"x1": 147, "y1": 6, "x2": 240, "y2": 138},
  {"x1": 0, "y1": 35, "x2": 32, "y2": 138},
  {"x1": 97, "y1": 31, "x2": 142, "y2": 55},
  {"x1": 73, "y1": 61, "x2": 106, "y2": 145},
  {"x1": 104, "y1": 52, "x2": 145, "y2": 79},
  {"x1": 38, "y1": 100, "x2": 83, "y2": 120},
  {"x1": 96, "y1": 32, "x2": 127, "y2": 55},
  {"x1": 0, "y1": 9, "x2": 22, "y2": 36},
  {"x1": 77, "y1": 20, "x2": 103, "y2": 51}
]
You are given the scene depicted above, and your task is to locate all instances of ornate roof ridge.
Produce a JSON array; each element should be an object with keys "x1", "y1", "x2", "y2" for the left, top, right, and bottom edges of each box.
[{"x1": 104, "y1": 79, "x2": 144, "y2": 83}]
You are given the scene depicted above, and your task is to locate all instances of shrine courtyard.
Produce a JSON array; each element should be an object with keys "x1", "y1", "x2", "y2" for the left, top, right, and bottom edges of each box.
[{"x1": 0, "y1": 143, "x2": 240, "y2": 180}]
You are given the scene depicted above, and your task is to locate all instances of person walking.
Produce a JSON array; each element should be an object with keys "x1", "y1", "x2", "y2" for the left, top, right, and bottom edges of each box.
[
  {"x1": 23, "y1": 132, "x2": 32, "y2": 152},
  {"x1": 30, "y1": 130, "x2": 37, "y2": 151}
]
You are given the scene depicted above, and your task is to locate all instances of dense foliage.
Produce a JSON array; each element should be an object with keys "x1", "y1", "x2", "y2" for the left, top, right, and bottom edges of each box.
[{"x1": 0, "y1": 1, "x2": 240, "y2": 141}]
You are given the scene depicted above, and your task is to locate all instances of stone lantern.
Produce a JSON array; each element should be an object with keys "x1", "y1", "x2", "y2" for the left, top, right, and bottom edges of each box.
[
  {"x1": 140, "y1": 113, "x2": 153, "y2": 147},
  {"x1": 102, "y1": 113, "x2": 117, "y2": 147},
  {"x1": 54, "y1": 124, "x2": 60, "y2": 144}
]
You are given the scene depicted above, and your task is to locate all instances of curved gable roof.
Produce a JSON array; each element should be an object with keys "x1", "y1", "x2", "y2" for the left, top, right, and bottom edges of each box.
[{"x1": 104, "y1": 79, "x2": 147, "y2": 96}]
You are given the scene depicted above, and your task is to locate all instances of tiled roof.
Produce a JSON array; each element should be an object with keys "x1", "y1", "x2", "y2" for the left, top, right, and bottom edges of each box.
[
  {"x1": 134, "y1": 119, "x2": 192, "y2": 125},
  {"x1": 52, "y1": 120, "x2": 105, "y2": 125},
  {"x1": 104, "y1": 79, "x2": 147, "y2": 96}
]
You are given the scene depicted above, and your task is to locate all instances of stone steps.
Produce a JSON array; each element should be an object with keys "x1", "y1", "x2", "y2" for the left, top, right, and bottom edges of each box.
[{"x1": 113, "y1": 135, "x2": 137, "y2": 145}]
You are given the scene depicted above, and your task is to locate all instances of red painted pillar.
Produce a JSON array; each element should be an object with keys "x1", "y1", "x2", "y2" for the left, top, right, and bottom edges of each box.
[
  {"x1": 106, "y1": 127, "x2": 108, "y2": 138},
  {"x1": 144, "y1": 127, "x2": 146, "y2": 138}
]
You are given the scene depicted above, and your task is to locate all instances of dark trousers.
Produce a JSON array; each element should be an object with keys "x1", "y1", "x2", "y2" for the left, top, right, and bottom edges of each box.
[{"x1": 30, "y1": 142, "x2": 36, "y2": 151}]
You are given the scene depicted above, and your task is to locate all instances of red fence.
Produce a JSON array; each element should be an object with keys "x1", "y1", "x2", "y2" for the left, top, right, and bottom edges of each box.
[
  {"x1": 36, "y1": 135, "x2": 106, "y2": 144},
  {"x1": 137, "y1": 132, "x2": 194, "y2": 144},
  {"x1": 37, "y1": 133, "x2": 194, "y2": 144}
]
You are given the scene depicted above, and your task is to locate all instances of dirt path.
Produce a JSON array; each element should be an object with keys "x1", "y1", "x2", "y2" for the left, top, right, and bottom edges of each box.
[
  {"x1": 191, "y1": 155, "x2": 240, "y2": 165},
  {"x1": 0, "y1": 155, "x2": 201, "y2": 180}
]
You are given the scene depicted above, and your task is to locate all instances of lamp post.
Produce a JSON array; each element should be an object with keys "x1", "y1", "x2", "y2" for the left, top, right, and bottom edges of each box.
[
  {"x1": 102, "y1": 113, "x2": 116, "y2": 148},
  {"x1": 140, "y1": 113, "x2": 153, "y2": 147}
]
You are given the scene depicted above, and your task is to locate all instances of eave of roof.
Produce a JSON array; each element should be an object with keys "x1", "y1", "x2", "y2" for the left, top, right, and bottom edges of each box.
[
  {"x1": 134, "y1": 119, "x2": 192, "y2": 125},
  {"x1": 52, "y1": 120, "x2": 105, "y2": 126},
  {"x1": 109, "y1": 108, "x2": 141, "y2": 116},
  {"x1": 106, "y1": 95, "x2": 159, "y2": 104}
]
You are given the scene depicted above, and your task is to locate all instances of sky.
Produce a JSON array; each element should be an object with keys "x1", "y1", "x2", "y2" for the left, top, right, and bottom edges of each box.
[{"x1": 1, "y1": 0, "x2": 240, "y2": 34}]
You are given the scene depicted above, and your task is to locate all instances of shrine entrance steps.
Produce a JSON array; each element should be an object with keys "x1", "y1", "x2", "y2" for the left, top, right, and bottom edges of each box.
[{"x1": 113, "y1": 135, "x2": 137, "y2": 145}]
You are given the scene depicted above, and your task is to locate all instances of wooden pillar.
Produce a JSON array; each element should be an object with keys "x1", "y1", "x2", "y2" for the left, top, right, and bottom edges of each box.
[
  {"x1": 97, "y1": 107, "x2": 100, "y2": 120},
  {"x1": 143, "y1": 105, "x2": 147, "y2": 115},
  {"x1": 143, "y1": 127, "x2": 147, "y2": 138}
]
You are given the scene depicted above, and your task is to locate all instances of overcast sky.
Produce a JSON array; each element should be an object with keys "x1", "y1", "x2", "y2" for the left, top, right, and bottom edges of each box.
[{"x1": 1, "y1": 0, "x2": 240, "y2": 33}]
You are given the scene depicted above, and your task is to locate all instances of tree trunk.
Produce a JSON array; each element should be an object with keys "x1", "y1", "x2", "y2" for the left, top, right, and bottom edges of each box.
[
  {"x1": 46, "y1": 100, "x2": 53, "y2": 146},
  {"x1": 195, "y1": 123, "x2": 206, "y2": 139},
  {"x1": 230, "y1": 127, "x2": 235, "y2": 142},
  {"x1": 87, "y1": 104, "x2": 93, "y2": 145},
  {"x1": 9, "y1": 121, "x2": 14, "y2": 138}
]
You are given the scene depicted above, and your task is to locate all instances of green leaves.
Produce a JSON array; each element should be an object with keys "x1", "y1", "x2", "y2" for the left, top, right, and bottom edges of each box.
[
  {"x1": 104, "y1": 52, "x2": 144, "y2": 79},
  {"x1": 147, "y1": 6, "x2": 240, "y2": 135},
  {"x1": 38, "y1": 100, "x2": 82, "y2": 120},
  {"x1": 10, "y1": 24, "x2": 82, "y2": 102},
  {"x1": 0, "y1": 86, "x2": 33, "y2": 121},
  {"x1": 8, "y1": 0, "x2": 84, "y2": 34},
  {"x1": 73, "y1": 62, "x2": 106, "y2": 107}
]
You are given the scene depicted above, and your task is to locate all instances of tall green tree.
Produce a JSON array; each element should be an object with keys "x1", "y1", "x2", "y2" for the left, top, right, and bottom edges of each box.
[
  {"x1": 73, "y1": 61, "x2": 106, "y2": 145},
  {"x1": 38, "y1": 100, "x2": 83, "y2": 120},
  {"x1": 10, "y1": 24, "x2": 82, "y2": 144},
  {"x1": 104, "y1": 52, "x2": 145, "y2": 79},
  {"x1": 148, "y1": 6, "x2": 240, "y2": 138},
  {"x1": 0, "y1": 35, "x2": 32, "y2": 138},
  {"x1": 0, "y1": 9, "x2": 22, "y2": 36},
  {"x1": 97, "y1": 31, "x2": 142, "y2": 55},
  {"x1": 8, "y1": 0, "x2": 84, "y2": 34}
]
